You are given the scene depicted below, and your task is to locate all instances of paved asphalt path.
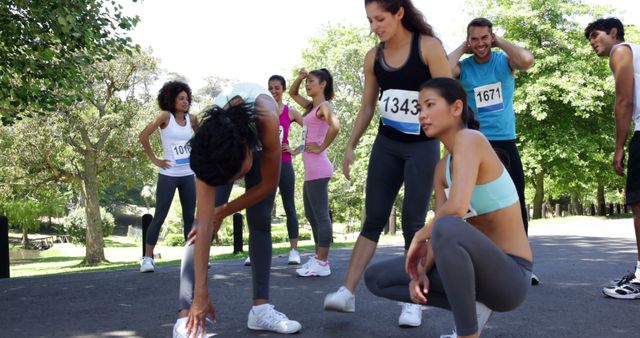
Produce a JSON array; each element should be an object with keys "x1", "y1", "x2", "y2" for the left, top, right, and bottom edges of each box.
[{"x1": 2, "y1": 218, "x2": 639, "y2": 337}]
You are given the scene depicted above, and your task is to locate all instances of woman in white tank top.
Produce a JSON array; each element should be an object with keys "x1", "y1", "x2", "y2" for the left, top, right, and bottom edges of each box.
[{"x1": 138, "y1": 81, "x2": 199, "y2": 273}]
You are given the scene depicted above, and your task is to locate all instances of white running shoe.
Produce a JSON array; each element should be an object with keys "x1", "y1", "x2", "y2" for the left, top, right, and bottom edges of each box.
[
  {"x1": 247, "y1": 304, "x2": 302, "y2": 334},
  {"x1": 244, "y1": 256, "x2": 251, "y2": 266},
  {"x1": 288, "y1": 250, "x2": 301, "y2": 265},
  {"x1": 296, "y1": 258, "x2": 331, "y2": 277},
  {"x1": 140, "y1": 256, "x2": 155, "y2": 273},
  {"x1": 476, "y1": 301, "x2": 493, "y2": 333},
  {"x1": 323, "y1": 286, "x2": 355, "y2": 312},
  {"x1": 301, "y1": 255, "x2": 317, "y2": 269},
  {"x1": 172, "y1": 317, "x2": 206, "y2": 338},
  {"x1": 440, "y1": 301, "x2": 492, "y2": 337},
  {"x1": 398, "y1": 302, "x2": 422, "y2": 327}
]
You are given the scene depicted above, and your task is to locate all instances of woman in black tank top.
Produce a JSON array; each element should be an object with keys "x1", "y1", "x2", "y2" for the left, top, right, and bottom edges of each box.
[{"x1": 324, "y1": 0, "x2": 452, "y2": 328}]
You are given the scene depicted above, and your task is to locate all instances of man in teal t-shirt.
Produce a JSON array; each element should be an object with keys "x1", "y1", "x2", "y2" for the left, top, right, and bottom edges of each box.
[{"x1": 448, "y1": 17, "x2": 538, "y2": 284}]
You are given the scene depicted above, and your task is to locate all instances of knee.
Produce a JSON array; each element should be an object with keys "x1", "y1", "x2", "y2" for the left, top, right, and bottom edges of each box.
[
  {"x1": 360, "y1": 220, "x2": 384, "y2": 243},
  {"x1": 430, "y1": 216, "x2": 463, "y2": 249},
  {"x1": 364, "y1": 262, "x2": 384, "y2": 296}
]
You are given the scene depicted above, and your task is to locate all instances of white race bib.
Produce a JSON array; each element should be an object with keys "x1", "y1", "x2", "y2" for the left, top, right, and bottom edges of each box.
[
  {"x1": 378, "y1": 89, "x2": 420, "y2": 135},
  {"x1": 300, "y1": 126, "x2": 308, "y2": 151},
  {"x1": 473, "y1": 82, "x2": 504, "y2": 113},
  {"x1": 444, "y1": 187, "x2": 478, "y2": 220},
  {"x1": 279, "y1": 126, "x2": 284, "y2": 144},
  {"x1": 171, "y1": 142, "x2": 190, "y2": 166}
]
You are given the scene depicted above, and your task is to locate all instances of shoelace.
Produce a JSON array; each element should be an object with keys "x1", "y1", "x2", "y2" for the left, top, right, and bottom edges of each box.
[
  {"x1": 402, "y1": 303, "x2": 418, "y2": 314},
  {"x1": 616, "y1": 272, "x2": 638, "y2": 286},
  {"x1": 257, "y1": 305, "x2": 288, "y2": 328}
]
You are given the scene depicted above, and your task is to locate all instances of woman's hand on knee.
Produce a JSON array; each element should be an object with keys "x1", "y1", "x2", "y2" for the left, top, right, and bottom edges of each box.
[{"x1": 409, "y1": 274, "x2": 429, "y2": 304}]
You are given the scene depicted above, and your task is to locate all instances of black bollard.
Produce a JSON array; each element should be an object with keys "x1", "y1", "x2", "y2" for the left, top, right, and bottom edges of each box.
[
  {"x1": 590, "y1": 203, "x2": 596, "y2": 216},
  {"x1": 1, "y1": 216, "x2": 9, "y2": 279},
  {"x1": 624, "y1": 204, "x2": 629, "y2": 214},
  {"x1": 233, "y1": 213, "x2": 243, "y2": 254},
  {"x1": 616, "y1": 204, "x2": 621, "y2": 215},
  {"x1": 608, "y1": 203, "x2": 614, "y2": 216},
  {"x1": 141, "y1": 214, "x2": 153, "y2": 257}
]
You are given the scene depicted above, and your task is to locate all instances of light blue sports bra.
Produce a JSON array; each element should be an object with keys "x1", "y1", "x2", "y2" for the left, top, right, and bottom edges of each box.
[{"x1": 445, "y1": 154, "x2": 518, "y2": 216}]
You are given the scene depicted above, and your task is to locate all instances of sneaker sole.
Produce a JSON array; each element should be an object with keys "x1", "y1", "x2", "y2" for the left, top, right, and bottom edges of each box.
[
  {"x1": 288, "y1": 261, "x2": 300, "y2": 265},
  {"x1": 602, "y1": 288, "x2": 640, "y2": 299},
  {"x1": 140, "y1": 268, "x2": 154, "y2": 273},
  {"x1": 399, "y1": 321, "x2": 421, "y2": 328},
  {"x1": 247, "y1": 323, "x2": 301, "y2": 334},
  {"x1": 297, "y1": 271, "x2": 331, "y2": 277},
  {"x1": 323, "y1": 300, "x2": 355, "y2": 313}
]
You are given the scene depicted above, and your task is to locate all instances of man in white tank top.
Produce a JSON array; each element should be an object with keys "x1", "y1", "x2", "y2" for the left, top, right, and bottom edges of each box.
[{"x1": 586, "y1": 17, "x2": 640, "y2": 299}]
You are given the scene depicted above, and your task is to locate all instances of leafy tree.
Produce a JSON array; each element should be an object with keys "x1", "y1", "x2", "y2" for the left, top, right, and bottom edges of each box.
[
  {"x1": 0, "y1": 0, "x2": 139, "y2": 124},
  {"x1": 1, "y1": 50, "x2": 158, "y2": 264}
]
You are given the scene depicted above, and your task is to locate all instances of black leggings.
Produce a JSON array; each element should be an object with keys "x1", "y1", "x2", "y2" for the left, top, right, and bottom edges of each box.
[
  {"x1": 364, "y1": 216, "x2": 532, "y2": 336},
  {"x1": 360, "y1": 134, "x2": 440, "y2": 249},
  {"x1": 279, "y1": 162, "x2": 299, "y2": 240},
  {"x1": 145, "y1": 174, "x2": 195, "y2": 245},
  {"x1": 490, "y1": 140, "x2": 528, "y2": 234}
]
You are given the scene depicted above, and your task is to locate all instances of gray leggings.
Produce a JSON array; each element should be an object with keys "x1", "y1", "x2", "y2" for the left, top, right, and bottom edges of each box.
[
  {"x1": 146, "y1": 173, "x2": 195, "y2": 245},
  {"x1": 364, "y1": 216, "x2": 532, "y2": 336},
  {"x1": 303, "y1": 178, "x2": 332, "y2": 248},
  {"x1": 279, "y1": 162, "x2": 299, "y2": 240},
  {"x1": 179, "y1": 152, "x2": 276, "y2": 310},
  {"x1": 361, "y1": 135, "x2": 439, "y2": 249}
]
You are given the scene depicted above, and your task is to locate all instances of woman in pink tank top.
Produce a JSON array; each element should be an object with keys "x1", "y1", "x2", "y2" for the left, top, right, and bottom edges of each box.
[
  {"x1": 268, "y1": 75, "x2": 305, "y2": 265},
  {"x1": 289, "y1": 68, "x2": 340, "y2": 277}
]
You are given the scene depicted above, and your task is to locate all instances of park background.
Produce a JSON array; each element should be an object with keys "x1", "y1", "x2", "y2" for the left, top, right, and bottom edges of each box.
[{"x1": 1, "y1": 0, "x2": 639, "y2": 275}]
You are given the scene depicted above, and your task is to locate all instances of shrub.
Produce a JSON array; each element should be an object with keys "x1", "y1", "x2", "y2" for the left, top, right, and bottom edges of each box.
[
  {"x1": 63, "y1": 207, "x2": 115, "y2": 244},
  {"x1": 164, "y1": 233, "x2": 185, "y2": 247}
]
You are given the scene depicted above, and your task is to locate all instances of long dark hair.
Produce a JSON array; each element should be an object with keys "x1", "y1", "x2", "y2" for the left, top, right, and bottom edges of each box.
[
  {"x1": 364, "y1": 0, "x2": 435, "y2": 37},
  {"x1": 309, "y1": 68, "x2": 334, "y2": 101},
  {"x1": 189, "y1": 103, "x2": 258, "y2": 186},
  {"x1": 420, "y1": 77, "x2": 480, "y2": 130}
]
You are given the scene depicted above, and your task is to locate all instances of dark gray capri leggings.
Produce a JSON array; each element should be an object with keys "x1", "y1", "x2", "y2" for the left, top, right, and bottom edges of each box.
[
  {"x1": 303, "y1": 177, "x2": 332, "y2": 248},
  {"x1": 178, "y1": 151, "x2": 276, "y2": 310},
  {"x1": 364, "y1": 216, "x2": 532, "y2": 336},
  {"x1": 361, "y1": 134, "x2": 440, "y2": 250},
  {"x1": 145, "y1": 173, "x2": 195, "y2": 245},
  {"x1": 279, "y1": 162, "x2": 299, "y2": 240}
]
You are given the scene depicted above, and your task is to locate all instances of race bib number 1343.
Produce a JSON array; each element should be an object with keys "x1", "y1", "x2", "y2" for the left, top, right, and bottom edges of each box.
[{"x1": 378, "y1": 89, "x2": 420, "y2": 135}]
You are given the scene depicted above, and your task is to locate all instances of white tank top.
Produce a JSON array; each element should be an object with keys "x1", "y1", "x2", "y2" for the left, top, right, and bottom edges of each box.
[
  {"x1": 611, "y1": 42, "x2": 640, "y2": 131},
  {"x1": 159, "y1": 113, "x2": 194, "y2": 177},
  {"x1": 212, "y1": 82, "x2": 275, "y2": 110}
]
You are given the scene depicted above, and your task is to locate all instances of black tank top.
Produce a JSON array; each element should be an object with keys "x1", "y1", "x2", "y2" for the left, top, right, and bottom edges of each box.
[{"x1": 374, "y1": 32, "x2": 433, "y2": 142}]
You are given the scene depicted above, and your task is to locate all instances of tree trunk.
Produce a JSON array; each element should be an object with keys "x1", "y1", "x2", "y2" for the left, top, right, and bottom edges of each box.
[
  {"x1": 597, "y1": 184, "x2": 606, "y2": 216},
  {"x1": 21, "y1": 227, "x2": 29, "y2": 248},
  {"x1": 570, "y1": 191, "x2": 581, "y2": 216},
  {"x1": 532, "y1": 168, "x2": 544, "y2": 219},
  {"x1": 82, "y1": 149, "x2": 106, "y2": 265}
]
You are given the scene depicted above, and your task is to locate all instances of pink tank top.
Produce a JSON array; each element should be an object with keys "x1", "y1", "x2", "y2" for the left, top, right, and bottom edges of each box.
[
  {"x1": 279, "y1": 105, "x2": 292, "y2": 163},
  {"x1": 302, "y1": 102, "x2": 333, "y2": 181}
]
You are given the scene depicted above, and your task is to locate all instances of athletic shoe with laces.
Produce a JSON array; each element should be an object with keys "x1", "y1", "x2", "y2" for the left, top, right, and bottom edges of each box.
[
  {"x1": 244, "y1": 256, "x2": 251, "y2": 266},
  {"x1": 247, "y1": 304, "x2": 302, "y2": 334},
  {"x1": 603, "y1": 272, "x2": 640, "y2": 299},
  {"x1": 301, "y1": 255, "x2": 317, "y2": 269},
  {"x1": 398, "y1": 302, "x2": 422, "y2": 327},
  {"x1": 172, "y1": 317, "x2": 204, "y2": 338},
  {"x1": 440, "y1": 301, "x2": 493, "y2": 338},
  {"x1": 296, "y1": 258, "x2": 330, "y2": 277},
  {"x1": 324, "y1": 286, "x2": 355, "y2": 312},
  {"x1": 288, "y1": 249, "x2": 301, "y2": 265},
  {"x1": 140, "y1": 256, "x2": 155, "y2": 273}
]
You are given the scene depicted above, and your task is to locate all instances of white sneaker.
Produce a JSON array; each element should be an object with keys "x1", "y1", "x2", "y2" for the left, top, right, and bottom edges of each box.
[
  {"x1": 244, "y1": 256, "x2": 251, "y2": 266},
  {"x1": 301, "y1": 255, "x2": 317, "y2": 269},
  {"x1": 288, "y1": 250, "x2": 301, "y2": 265},
  {"x1": 531, "y1": 272, "x2": 540, "y2": 285},
  {"x1": 247, "y1": 304, "x2": 302, "y2": 334},
  {"x1": 398, "y1": 302, "x2": 422, "y2": 327},
  {"x1": 172, "y1": 317, "x2": 206, "y2": 338},
  {"x1": 441, "y1": 302, "x2": 492, "y2": 337},
  {"x1": 140, "y1": 256, "x2": 155, "y2": 273},
  {"x1": 323, "y1": 286, "x2": 355, "y2": 312},
  {"x1": 296, "y1": 258, "x2": 330, "y2": 277},
  {"x1": 476, "y1": 301, "x2": 493, "y2": 333}
]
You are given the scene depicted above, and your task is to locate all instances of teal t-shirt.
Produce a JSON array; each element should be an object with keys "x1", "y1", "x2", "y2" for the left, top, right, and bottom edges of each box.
[{"x1": 459, "y1": 51, "x2": 516, "y2": 140}]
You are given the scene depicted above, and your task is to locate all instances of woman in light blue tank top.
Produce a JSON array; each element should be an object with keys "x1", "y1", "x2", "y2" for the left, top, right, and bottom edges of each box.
[{"x1": 364, "y1": 78, "x2": 533, "y2": 338}]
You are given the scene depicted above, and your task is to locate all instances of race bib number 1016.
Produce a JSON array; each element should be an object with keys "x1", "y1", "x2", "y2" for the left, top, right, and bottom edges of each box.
[
  {"x1": 378, "y1": 89, "x2": 421, "y2": 135},
  {"x1": 172, "y1": 142, "x2": 191, "y2": 166}
]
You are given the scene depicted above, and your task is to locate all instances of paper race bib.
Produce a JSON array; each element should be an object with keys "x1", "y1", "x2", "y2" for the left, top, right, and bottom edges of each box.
[
  {"x1": 444, "y1": 187, "x2": 478, "y2": 220},
  {"x1": 300, "y1": 126, "x2": 308, "y2": 151},
  {"x1": 279, "y1": 126, "x2": 284, "y2": 144},
  {"x1": 171, "y1": 142, "x2": 190, "y2": 166},
  {"x1": 378, "y1": 89, "x2": 421, "y2": 135},
  {"x1": 473, "y1": 82, "x2": 504, "y2": 113}
]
